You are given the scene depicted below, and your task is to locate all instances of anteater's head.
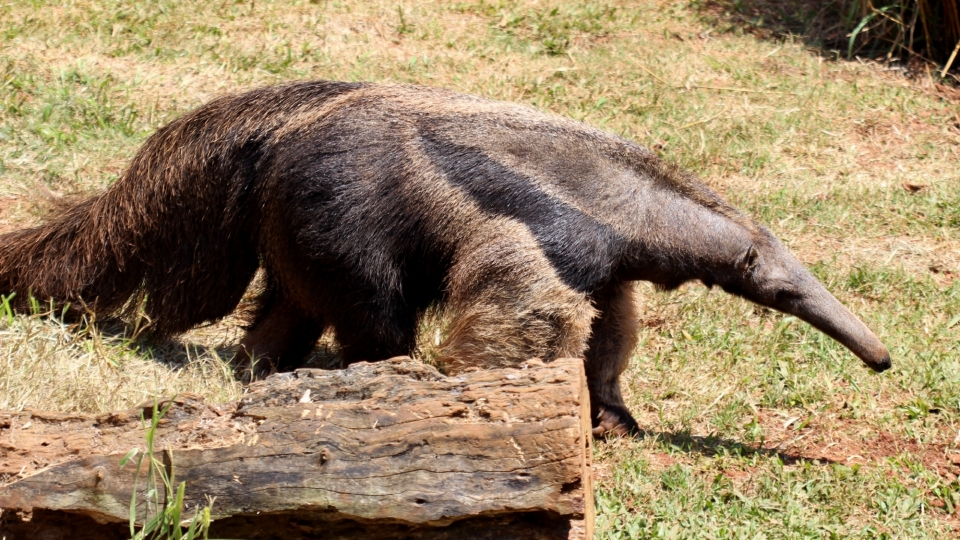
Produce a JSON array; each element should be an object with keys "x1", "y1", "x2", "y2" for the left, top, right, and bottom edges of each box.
[{"x1": 719, "y1": 230, "x2": 891, "y2": 373}]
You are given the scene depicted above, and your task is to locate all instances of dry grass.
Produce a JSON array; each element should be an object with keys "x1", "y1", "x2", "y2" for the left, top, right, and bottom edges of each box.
[
  {"x1": 0, "y1": 312, "x2": 242, "y2": 413},
  {"x1": 2, "y1": 0, "x2": 960, "y2": 537}
]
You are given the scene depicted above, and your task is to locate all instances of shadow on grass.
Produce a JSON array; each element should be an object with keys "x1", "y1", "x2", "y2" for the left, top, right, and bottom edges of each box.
[
  {"x1": 25, "y1": 298, "x2": 354, "y2": 388},
  {"x1": 607, "y1": 427, "x2": 840, "y2": 466},
  {"x1": 697, "y1": 0, "x2": 848, "y2": 48},
  {"x1": 96, "y1": 319, "x2": 346, "y2": 375},
  {"x1": 696, "y1": 0, "x2": 937, "y2": 73},
  {"x1": 90, "y1": 319, "x2": 237, "y2": 365}
]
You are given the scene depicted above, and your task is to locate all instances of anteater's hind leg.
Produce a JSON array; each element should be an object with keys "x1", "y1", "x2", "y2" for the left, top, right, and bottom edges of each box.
[
  {"x1": 438, "y1": 221, "x2": 596, "y2": 373},
  {"x1": 330, "y1": 295, "x2": 421, "y2": 366},
  {"x1": 585, "y1": 280, "x2": 640, "y2": 437},
  {"x1": 236, "y1": 284, "x2": 325, "y2": 380}
]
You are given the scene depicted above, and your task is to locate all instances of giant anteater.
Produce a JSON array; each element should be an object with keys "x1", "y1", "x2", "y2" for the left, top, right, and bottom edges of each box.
[{"x1": 0, "y1": 81, "x2": 889, "y2": 435}]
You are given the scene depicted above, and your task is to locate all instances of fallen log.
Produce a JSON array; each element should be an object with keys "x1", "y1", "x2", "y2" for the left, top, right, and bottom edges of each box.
[{"x1": 0, "y1": 357, "x2": 593, "y2": 539}]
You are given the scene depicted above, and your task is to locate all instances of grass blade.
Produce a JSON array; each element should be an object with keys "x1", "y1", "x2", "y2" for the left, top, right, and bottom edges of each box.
[{"x1": 849, "y1": 12, "x2": 879, "y2": 59}]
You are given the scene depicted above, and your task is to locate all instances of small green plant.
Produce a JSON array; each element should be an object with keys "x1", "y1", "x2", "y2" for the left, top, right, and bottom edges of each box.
[
  {"x1": 0, "y1": 292, "x2": 15, "y2": 325},
  {"x1": 396, "y1": 6, "x2": 413, "y2": 35},
  {"x1": 120, "y1": 399, "x2": 214, "y2": 540}
]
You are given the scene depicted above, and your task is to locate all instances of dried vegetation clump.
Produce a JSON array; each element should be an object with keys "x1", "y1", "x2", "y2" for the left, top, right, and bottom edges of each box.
[{"x1": 703, "y1": 0, "x2": 960, "y2": 79}]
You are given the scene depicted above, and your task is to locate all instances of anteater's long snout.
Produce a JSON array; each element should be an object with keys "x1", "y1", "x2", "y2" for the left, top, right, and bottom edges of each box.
[{"x1": 787, "y1": 274, "x2": 891, "y2": 372}]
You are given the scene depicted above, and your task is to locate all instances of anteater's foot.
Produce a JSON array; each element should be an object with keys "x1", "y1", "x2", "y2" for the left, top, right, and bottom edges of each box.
[
  {"x1": 591, "y1": 404, "x2": 640, "y2": 438},
  {"x1": 234, "y1": 299, "x2": 325, "y2": 383}
]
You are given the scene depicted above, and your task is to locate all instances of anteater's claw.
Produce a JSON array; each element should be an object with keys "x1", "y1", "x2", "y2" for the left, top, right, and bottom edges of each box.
[{"x1": 592, "y1": 405, "x2": 640, "y2": 438}]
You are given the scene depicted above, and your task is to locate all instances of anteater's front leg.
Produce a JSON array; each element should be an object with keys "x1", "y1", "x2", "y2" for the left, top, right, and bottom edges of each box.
[
  {"x1": 438, "y1": 220, "x2": 596, "y2": 374},
  {"x1": 586, "y1": 280, "x2": 640, "y2": 437}
]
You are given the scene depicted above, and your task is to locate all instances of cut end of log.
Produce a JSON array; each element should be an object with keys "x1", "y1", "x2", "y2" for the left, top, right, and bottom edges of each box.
[{"x1": 0, "y1": 357, "x2": 594, "y2": 539}]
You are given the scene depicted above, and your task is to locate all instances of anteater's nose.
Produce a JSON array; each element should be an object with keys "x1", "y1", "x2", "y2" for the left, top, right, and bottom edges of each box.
[{"x1": 866, "y1": 353, "x2": 892, "y2": 373}]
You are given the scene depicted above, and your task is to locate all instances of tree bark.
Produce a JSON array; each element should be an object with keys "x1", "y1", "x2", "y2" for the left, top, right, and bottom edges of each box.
[{"x1": 0, "y1": 357, "x2": 593, "y2": 539}]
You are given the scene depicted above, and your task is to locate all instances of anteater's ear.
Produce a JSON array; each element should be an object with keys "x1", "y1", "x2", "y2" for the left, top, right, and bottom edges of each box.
[{"x1": 737, "y1": 245, "x2": 761, "y2": 273}]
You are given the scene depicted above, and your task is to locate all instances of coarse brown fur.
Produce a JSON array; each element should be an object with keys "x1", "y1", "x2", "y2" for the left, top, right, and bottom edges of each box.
[{"x1": 0, "y1": 81, "x2": 890, "y2": 436}]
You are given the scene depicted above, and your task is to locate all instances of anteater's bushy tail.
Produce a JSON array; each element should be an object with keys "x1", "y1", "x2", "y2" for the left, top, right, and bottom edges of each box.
[
  {"x1": 0, "y1": 114, "x2": 261, "y2": 336},
  {"x1": 0, "y1": 82, "x2": 358, "y2": 337}
]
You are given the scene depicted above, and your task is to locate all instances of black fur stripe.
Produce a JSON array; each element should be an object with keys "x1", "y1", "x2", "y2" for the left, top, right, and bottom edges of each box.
[{"x1": 418, "y1": 131, "x2": 623, "y2": 293}]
